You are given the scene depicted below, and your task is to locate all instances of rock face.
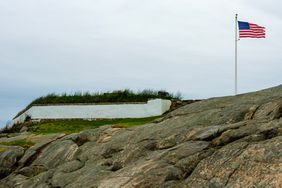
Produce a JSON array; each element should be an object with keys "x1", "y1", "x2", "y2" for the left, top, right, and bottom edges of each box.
[{"x1": 1, "y1": 85, "x2": 282, "y2": 187}]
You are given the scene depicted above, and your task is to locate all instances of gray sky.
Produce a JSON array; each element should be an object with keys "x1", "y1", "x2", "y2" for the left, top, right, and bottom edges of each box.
[{"x1": 0, "y1": 0, "x2": 282, "y2": 127}]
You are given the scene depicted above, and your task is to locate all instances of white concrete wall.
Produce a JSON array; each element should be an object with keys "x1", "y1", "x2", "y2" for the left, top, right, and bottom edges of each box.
[{"x1": 12, "y1": 99, "x2": 171, "y2": 124}]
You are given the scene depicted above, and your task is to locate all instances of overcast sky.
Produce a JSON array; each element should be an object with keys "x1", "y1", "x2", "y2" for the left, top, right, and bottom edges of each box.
[{"x1": 0, "y1": 0, "x2": 281, "y2": 127}]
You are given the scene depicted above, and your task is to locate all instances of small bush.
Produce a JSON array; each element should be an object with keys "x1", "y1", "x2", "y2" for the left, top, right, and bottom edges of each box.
[
  {"x1": 0, "y1": 123, "x2": 22, "y2": 134},
  {"x1": 24, "y1": 115, "x2": 32, "y2": 122}
]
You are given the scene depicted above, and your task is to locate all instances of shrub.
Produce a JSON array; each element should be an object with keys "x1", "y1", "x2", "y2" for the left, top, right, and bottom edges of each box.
[
  {"x1": 29, "y1": 89, "x2": 180, "y2": 105},
  {"x1": 0, "y1": 123, "x2": 22, "y2": 134}
]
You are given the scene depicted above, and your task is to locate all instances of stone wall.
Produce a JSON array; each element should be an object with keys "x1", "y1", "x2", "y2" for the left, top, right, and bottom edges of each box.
[{"x1": 12, "y1": 99, "x2": 171, "y2": 124}]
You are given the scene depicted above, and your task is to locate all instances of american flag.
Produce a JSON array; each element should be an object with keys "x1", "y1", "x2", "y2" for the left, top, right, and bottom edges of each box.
[{"x1": 238, "y1": 21, "x2": 265, "y2": 38}]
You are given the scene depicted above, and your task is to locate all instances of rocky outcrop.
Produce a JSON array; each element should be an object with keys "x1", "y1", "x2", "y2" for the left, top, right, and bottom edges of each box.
[
  {"x1": 1, "y1": 85, "x2": 282, "y2": 187},
  {"x1": 0, "y1": 146, "x2": 24, "y2": 179}
]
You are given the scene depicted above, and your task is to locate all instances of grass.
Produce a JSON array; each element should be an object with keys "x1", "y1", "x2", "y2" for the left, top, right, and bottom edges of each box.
[
  {"x1": 0, "y1": 139, "x2": 35, "y2": 149},
  {"x1": 0, "y1": 147, "x2": 9, "y2": 152},
  {"x1": 30, "y1": 89, "x2": 179, "y2": 104},
  {"x1": 28, "y1": 117, "x2": 160, "y2": 134}
]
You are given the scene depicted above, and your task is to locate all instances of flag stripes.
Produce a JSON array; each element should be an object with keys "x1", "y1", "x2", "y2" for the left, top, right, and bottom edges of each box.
[{"x1": 238, "y1": 21, "x2": 265, "y2": 38}]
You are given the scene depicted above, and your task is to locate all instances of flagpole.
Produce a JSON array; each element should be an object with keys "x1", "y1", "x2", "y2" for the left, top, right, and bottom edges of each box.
[{"x1": 235, "y1": 14, "x2": 238, "y2": 95}]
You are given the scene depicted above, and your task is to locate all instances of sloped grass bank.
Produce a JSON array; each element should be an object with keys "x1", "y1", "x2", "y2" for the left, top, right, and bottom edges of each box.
[
  {"x1": 28, "y1": 117, "x2": 160, "y2": 134},
  {"x1": 30, "y1": 90, "x2": 179, "y2": 105},
  {"x1": 0, "y1": 139, "x2": 35, "y2": 149}
]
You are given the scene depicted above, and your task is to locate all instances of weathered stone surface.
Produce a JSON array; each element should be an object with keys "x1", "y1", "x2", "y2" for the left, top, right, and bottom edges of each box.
[
  {"x1": 156, "y1": 135, "x2": 177, "y2": 149},
  {"x1": 186, "y1": 136, "x2": 282, "y2": 187},
  {"x1": 0, "y1": 146, "x2": 24, "y2": 168},
  {"x1": 17, "y1": 165, "x2": 47, "y2": 177},
  {"x1": 20, "y1": 170, "x2": 54, "y2": 188},
  {"x1": 0, "y1": 174, "x2": 28, "y2": 188},
  {"x1": 19, "y1": 126, "x2": 28, "y2": 133},
  {"x1": 1, "y1": 84, "x2": 282, "y2": 187},
  {"x1": 18, "y1": 133, "x2": 66, "y2": 167},
  {"x1": 31, "y1": 140, "x2": 78, "y2": 169},
  {"x1": 244, "y1": 105, "x2": 259, "y2": 120},
  {"x1": 0, "y1": 132, "x2": 31, "y2": 142},
  {"x1": 0, "y1": 146, "x2": 24, "y2": 179},
  {"x1": 254, "y1": 98, "x2": 282, "y2": 120}
]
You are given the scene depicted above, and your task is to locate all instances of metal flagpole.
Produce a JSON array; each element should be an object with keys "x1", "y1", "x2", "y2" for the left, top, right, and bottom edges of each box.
[{"x1": 235, "y1": 14, "x2": 238, "y2": 95}]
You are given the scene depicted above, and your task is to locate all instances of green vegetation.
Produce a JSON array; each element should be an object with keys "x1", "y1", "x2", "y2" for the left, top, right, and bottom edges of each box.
[
  {"x1": 0, "y1": 139, "x2": 35, "y2": 149},
  {"x1": 0, "y1": 123, "x2": 23, "y2": 134},
  {"x1": 31, "y1": 89, "x2": 180, "y2": 105},
  {"x1": 28, "y1": 117, "x2": 159, "y2": 134},
  {"x1": 0, "y1": 147, "x2": 9, "y2": 152}
]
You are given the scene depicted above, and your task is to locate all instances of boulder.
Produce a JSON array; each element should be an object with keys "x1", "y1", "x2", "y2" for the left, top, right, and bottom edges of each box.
[
  {"x1": 1, "y1": 84, "x2": 282, "y2": 187},
  {"x1": 0, "y1": 146, "x2": 24, "y2": 178}
]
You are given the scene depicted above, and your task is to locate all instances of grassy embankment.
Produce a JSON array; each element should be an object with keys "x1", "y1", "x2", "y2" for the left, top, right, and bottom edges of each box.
[
  {"x1": 0, "y1": 139, "x2": 35, "y2": 149},
  {"x1": 25, "y1": 116, "x2": 160, "y2": 134},
  {"x1": 30, "y1": 89, "x2": 179, "y2": 104},
  {"x1": 1, "y1": 117, "x2": 160, "y2": 135}
]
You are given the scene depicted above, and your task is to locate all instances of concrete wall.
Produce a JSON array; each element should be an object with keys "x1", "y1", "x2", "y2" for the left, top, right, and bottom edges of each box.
[{"x1": 13, "y1": 99, "x2": 171, "y2": 124}]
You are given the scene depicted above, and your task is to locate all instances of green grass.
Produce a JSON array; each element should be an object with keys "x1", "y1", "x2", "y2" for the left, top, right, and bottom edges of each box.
[
  {"x1": 0, "y1": 147, "x2": 9, "y2": 152},
  {"x1": 0, "y1": 139, "x2": 35, "y2": 149},
  {"x1": 28, "y1": 117, "x2": 160, "y2": 134},
  {"x1": 30, "y1": 89, "x2": 179, "y2": 105}
]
